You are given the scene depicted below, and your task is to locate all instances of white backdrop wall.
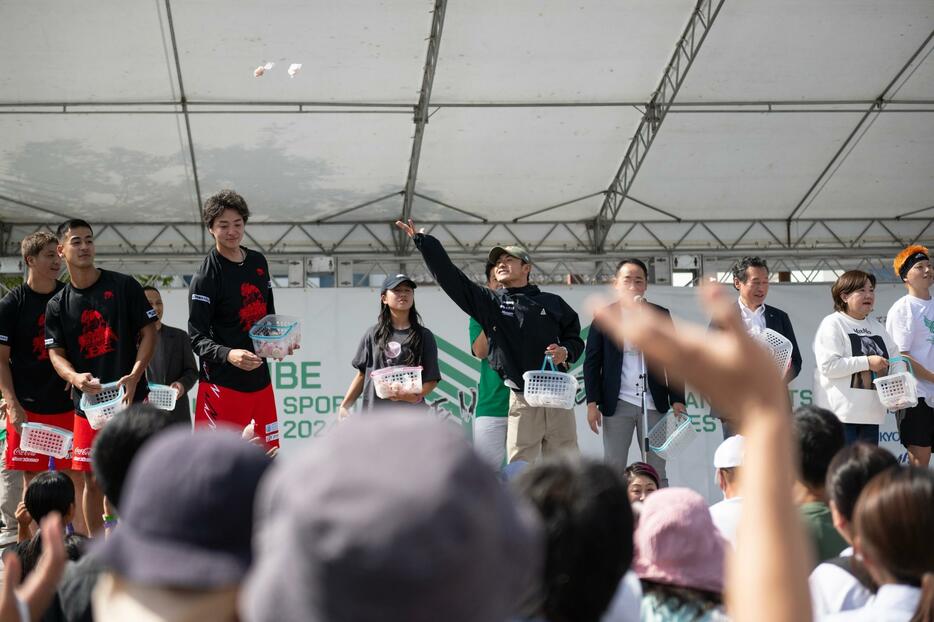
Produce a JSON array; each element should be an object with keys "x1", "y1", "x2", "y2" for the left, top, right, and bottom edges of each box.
[{"x1": 159, "y1": 282, "x2": 912, "y2": 503}]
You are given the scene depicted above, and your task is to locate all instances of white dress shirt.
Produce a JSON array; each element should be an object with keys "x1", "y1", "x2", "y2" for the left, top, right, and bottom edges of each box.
[
  {"x1": 738, "y1": 299, "x2": 766, "y2": 333},
  {"x1": 618, "y1": 344, "x2": 657, "y2": 411}
]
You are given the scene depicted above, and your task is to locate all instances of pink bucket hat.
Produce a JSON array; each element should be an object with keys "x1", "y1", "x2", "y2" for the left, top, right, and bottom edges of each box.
[{"x1": 633, "y1": 487, "x2": 727, "y2": 593}]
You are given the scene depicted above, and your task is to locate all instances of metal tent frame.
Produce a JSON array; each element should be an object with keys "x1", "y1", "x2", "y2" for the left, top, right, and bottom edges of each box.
[{"x1": 1, "y1": 0, "x2": 932, "y2": 282}]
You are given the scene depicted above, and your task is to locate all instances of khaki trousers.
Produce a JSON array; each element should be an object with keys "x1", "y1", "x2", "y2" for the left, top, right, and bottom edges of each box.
[{"x1": 506, "y1": 391, "x2": 579, "y2": 463}]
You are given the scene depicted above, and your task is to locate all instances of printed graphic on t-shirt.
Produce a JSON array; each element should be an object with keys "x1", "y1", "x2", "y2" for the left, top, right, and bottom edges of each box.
[
  {"x1": 923, "y1": 316, "x2": 934, "y2": 345},
  {"x1": 499, "y1": 297, "x2": 515, "y2": 317},
  {"x1": 848, "y1": 333, "x2": 889, "y2": 390},
  {"x1": 385, "y1": 340, "x2": 402, "y2": 361},
  {"x1": 78, "y1": 309, "x2": 117, "y2": 359},
  {"x1": 31, "y1": 313, "x2": 49, "y2": 361},
  {"x1": 238, "y1": 283, "x2": 267, "y2": 332}
]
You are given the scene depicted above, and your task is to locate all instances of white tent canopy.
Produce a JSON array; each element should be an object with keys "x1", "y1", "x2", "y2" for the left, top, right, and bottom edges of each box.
[{"x1": 0, "y1": 0, "x2": 932, "y2": 276}]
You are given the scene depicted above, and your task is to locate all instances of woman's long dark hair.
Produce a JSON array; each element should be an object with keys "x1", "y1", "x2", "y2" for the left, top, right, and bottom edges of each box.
[
  {"x1": 854, "y1": 467, "x2": 934, "y2": 622},
  {"x1": 374, "y1": 300, "x2": 425, "y2": 366}
]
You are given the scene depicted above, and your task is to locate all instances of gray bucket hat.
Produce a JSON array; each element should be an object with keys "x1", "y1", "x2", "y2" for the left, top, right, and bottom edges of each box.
[
  {"x1": 95, "y1": 427, "x2": 272, "y2": 589},
  {"x1": 242, "y1": 414, "x2": 542, "y2": 622}
]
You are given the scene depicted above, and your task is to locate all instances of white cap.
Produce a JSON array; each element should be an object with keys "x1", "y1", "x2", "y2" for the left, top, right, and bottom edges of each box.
[{"x1": 713, "y1": 435, "x2": 745, "y2": 469}]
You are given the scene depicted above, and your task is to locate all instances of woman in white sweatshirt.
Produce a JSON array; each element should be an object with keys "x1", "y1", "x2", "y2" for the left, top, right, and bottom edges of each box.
[{"x1": 813, "y1": 270, "x2": 898, "y2": 446}]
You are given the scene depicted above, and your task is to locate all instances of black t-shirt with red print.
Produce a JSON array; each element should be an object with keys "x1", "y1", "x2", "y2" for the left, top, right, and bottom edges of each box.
[
  {"x1": 188, "y1": 247, "x2": 275, "y2": 392},
  {"x1": 0, "y1": 283, "x2": 73, "y2": 414},
  {"x1": 44, "y1": 269, "x2": 158, "y2": 416}
]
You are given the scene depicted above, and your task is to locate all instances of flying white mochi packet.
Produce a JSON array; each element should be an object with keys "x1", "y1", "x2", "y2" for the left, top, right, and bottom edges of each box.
[{"x1": 253, "y1": 62, "x2": 275, "y2": 77}]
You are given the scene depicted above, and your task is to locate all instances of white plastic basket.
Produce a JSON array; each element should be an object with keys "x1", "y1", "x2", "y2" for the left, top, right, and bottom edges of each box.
[
  {"x1": 753, "y1": 328, "x2": 794, "y2": 374},
  {"x1": 522, "y1": 356, "x2": 579, "y2": 410},
  {"x1": 147, "y1": 383, "x2": 178, "y2": 412},
  {"x1": 873, "y1": 356, "x2": 919, "y2": 410},
  {"x1": 249, "y1": 314, "x2": 301, "y2": 359},
  {"x1": 371, "y1": 366, "x2": 423, "y2": 399},
  {"x1": 648, "y1": 412, "x2": 698, "y2": 460},
  {"x1": 79, "y1": 382, "x2": 126, "y2": 430},
  {"x1": 19, "y1": 422, "x2": 73, "y2": 459}
]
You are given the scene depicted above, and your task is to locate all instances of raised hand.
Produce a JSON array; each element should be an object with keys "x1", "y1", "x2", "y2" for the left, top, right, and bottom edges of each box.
[{"x1": 394, "y1": 219, "x2": 424, "y2": 239}]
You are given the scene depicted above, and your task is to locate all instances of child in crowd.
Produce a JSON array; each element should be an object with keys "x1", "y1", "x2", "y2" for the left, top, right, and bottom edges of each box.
[
  {"x1": 16, "y1": 471, "x2": 76, "y2": 543},
  {"x1": 13, "y1": 471, "x2": 86, "y2": 580}
]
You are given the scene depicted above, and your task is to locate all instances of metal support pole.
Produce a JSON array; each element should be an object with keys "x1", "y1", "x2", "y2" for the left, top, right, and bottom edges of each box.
[
  {"x1": 591, "y1": 0, "x2": 727, "y2": 253},
  {"x1": 396, "y1": 0, "x2": 448, "y2": 255}
]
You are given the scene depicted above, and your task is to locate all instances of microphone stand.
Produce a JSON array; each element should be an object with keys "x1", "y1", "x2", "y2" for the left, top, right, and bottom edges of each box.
[
  {"x1": 640, "y1": 350, "x2": 649, "y2": 462},
  {"x1": 633, "y1": 295, "x2": 650, "y2": 461}
]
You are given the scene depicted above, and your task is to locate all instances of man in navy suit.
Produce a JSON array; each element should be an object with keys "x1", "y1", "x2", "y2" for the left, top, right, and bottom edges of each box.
[
  {"x1": 583, "y1": 259, "x2": 685, "y2": 484},
  {"x1": 720, "y1": 256, "x2": 802, "y2": 437}
]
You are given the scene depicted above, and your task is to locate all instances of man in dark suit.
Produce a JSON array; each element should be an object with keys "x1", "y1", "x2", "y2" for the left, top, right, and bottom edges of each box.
[
  {"x1": 144, "y1": 286, "x2": 197, "y2": 426},
  {"x1": 720, "y1": 256, "x2": 802, "y2": 437},
  {"x1": 584, "y1": 259, "x2": 685, "y2": 484}
]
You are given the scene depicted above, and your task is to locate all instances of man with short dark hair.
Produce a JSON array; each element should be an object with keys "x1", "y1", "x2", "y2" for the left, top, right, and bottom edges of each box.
[
  {"x1": 0, "y1": 231, "x2": 84, "y2": 540},
  {"x1": 396, "y1": 219, "x2": 584, "y2": 463},
  {"x1": 143, "y1": 286, "x2": 197, "y2": 427},
  {"x1": 189, "y1": 190, "x2": 280, "y2": 449},
  {"x1": 731, "y1": 256, "x2": 802, "y2": 380},
  {"x1": 792, "y1": 405, "x2": 847, "y2": 567},
  {"x1": 584, "y1": 258, "x2": 685, "y2": 484},
  {"x1": 45, "y1": 219, "x2": 158, "y2": 534},
  {"x1": 720, "y1": 256, "x2": 802, "y2": 437},
  {"x1": 92, "y1": 404, "x2": 179, "y2": 511}
]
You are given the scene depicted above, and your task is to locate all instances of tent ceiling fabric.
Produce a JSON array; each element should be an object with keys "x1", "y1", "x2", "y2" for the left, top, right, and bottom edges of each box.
[
  {"x1": 676, "y1": 0, "x2": 934, "y2": 101},
  {"x1": 801, "y1": 112, "x2": 934, "y2": 219},
  {"x1": 0, "y1": 113, "x2": 197, "y2": 222},
  {"x1": 626, "y1": 112, "x2": 869, "y2": 221},
  {"x1": 431, "y1": 0, "x2": 697, "y2": 102},
  {"x1": 0, "y1": 1, "x2": 179, "y2": 102},
  {"x1": 415, "y1": 106, "x2": 642, "y2": 220},
  {"x1": 0, "y1": 0, "x2": 932, "y2": 259},
  {"x1": 172, "y1": 1, "x2": 432, "y2": 103},
  {"x1": 188, "y1": 112, "x2": 414, "y2": 220}
]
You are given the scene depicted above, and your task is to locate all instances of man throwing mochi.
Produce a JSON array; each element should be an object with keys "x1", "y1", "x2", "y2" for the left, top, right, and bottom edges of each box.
[{"x1": 396, "y1": 219, "x2": 583, "y2": 463}]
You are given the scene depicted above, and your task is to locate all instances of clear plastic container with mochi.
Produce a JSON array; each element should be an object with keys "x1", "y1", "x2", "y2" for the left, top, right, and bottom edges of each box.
[{"x1": 249, "y1": 315, "x2": 302, "y2": 360}]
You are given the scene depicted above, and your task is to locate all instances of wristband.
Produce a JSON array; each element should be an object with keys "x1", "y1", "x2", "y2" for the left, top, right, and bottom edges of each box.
[{"x1": 102, "y1": 514, "x2": 118, "y2": 529}]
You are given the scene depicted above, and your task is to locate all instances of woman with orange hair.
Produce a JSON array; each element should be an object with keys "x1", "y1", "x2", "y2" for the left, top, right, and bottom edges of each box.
[{"x1": 886, "y1": 245, "x2": 934, "y2": 466}]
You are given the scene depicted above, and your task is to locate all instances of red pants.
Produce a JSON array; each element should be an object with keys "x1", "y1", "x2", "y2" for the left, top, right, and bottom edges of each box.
[
  {"x1": 70, "y1": 415, "x2": 98, "y2": 472},
  {"x1": 5, "y1": 411, "x2": 74, "y2": 471},
  {"x1": 194, "y1": 382, "x2": 279, "y2": 449}
]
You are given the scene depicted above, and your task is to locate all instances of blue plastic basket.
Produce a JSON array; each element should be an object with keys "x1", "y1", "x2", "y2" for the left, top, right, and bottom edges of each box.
[{"x1": 648, "y1": 412, "x2": 698, "y2": 460}]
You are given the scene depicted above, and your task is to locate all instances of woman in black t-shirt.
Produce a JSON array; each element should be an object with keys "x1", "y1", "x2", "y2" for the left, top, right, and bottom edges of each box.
[{"x1": 339, "y1": 274, "x2": 441, "y2": 416}]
